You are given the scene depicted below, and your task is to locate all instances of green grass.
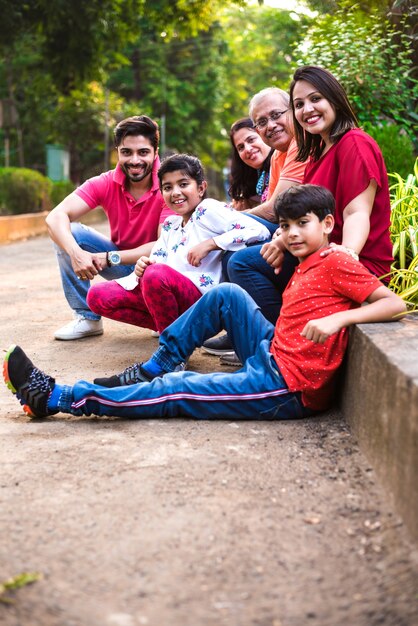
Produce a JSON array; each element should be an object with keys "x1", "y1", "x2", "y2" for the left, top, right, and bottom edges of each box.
[{"x1": 386, "y1": 158, "x2": 418, "y2": 312}]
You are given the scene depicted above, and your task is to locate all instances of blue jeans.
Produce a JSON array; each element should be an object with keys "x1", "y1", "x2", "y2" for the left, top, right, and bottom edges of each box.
[
  {"x1": 55, "y1": 223, "x2": 135, "y2": 319},
  {"x1": 226, "y1": 247, "x2": 298, "y2": 325},
  {"x1": 58, "y1": 284, "x2": 312, "y2": 420},
  {"x1": 221, "y1": 214, "x2": 278, "y2": 284}
]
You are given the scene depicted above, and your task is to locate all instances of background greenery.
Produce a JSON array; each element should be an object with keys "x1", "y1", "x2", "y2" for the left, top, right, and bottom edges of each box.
[{"x1": 0, "y1": 0, "x2": 416, "y2": 185}]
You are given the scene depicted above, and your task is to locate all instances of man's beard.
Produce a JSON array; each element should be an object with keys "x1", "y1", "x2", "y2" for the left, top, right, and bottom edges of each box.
[{"x1": 121, "y1": 162, "x2": 152, "y2": 183}]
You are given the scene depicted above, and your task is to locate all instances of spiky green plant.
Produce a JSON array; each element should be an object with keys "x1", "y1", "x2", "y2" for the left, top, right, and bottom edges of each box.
[{"x1": 386, "y1": 158, "x2": 418, "y2": 311}]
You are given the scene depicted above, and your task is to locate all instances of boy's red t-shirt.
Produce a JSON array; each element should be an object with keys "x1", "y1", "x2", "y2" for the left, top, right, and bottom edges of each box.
[{"x1": 270, "y1": 250, "x2": 382, "y2": 411}]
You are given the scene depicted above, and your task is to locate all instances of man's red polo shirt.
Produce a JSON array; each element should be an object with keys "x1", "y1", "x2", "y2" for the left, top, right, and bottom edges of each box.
[{"x1": 75, "y1": 158, "x2": 172, "y2": 249}]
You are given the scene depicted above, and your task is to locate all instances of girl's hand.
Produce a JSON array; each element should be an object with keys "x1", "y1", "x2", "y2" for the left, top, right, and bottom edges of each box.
[
  {"x1": 260, "y1": 238, "x2": 284, "y2": 274},
  {"x1": 301, "y1": 313, "x2": 346, "y2": 344},
  {"x1": 320, "y1": 243, "x2": 359, "y2": 260},
  {"x1": 187, "y1": 239, "x2": 217, "y2": 267},
  {"x1": 135, "y1": 256, "x2": 154, "y2": 277}
]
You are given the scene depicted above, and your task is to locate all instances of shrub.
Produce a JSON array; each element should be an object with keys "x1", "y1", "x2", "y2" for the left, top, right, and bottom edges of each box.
[
  {"x1": 364, "y1": 123, "x2": 416, "y2": 180},
  {"x1": 293, "y1": 3, "x2": 417, "y2": 142},
  {"x1": 50, "y1": 180, "x2": 76, "y2": 207},
  {"x1": 386, "y1": 158, "x2": 418, "y2": 311},
  {"x1": 0, "y1": 168, "x2": 52, "y2": 215}
]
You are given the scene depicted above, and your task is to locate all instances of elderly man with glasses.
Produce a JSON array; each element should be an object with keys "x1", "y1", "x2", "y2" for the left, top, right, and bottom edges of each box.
[{"x1": 246, "y1": 87, "x2": 306, "y2": 222}]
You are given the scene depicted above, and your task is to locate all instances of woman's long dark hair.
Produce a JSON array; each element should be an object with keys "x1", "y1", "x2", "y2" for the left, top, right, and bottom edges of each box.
[
  {"x1": 290, "y1": 66, "x2": 359, "y2": 162},
  {"x1": 228, "y1": 117, "x2": 273, "y2": 201}
]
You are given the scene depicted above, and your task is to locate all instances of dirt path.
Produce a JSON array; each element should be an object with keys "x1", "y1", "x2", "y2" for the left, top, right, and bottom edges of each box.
[{"x1": 0, "y1": 231, "x2": 417, "y2": 626}]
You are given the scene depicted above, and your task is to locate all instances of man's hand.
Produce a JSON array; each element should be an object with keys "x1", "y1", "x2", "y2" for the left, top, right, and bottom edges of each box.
[
  {"x1": 70, "y1": 250, "x2": 106, "y2": 280},
  {"x1": 301, "y1": 313, "x2": 346, "y2": 344},
  {"x1": 187, "y1": 239, "x2": 217, "y2": 267},
  {"x1": 135, "y1": 256, "x2": 155, "y2": 277},
  {"x1": 260, "y1": 238, "x2": 284, "y2": 274}
]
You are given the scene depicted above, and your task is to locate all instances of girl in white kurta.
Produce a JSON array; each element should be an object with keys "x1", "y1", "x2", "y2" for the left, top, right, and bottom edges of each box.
[{"x1": 87, "y1": 154, "x2": 270, "y2": 333}]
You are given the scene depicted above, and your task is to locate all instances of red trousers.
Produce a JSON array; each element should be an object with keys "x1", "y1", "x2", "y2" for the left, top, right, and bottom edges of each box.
[{"x1": 87, "y1": 263, "x2": 202, "y2": 333}]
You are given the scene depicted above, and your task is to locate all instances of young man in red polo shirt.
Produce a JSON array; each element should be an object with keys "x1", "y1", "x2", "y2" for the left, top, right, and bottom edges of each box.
[
  {"x1": 46, "y1": 115, "x2": 173, "y2": 341},
  {"x1": 5, "y1": 185, "x2": 405, "y2": 421}
]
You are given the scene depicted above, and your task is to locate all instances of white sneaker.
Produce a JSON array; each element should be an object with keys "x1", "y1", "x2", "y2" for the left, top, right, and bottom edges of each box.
[
  {"x1": 54, "y1": 316, "x2": 104, "y2": 341},
  {"x1": 150, "y1": 330, "x2": 160, "y2": 337}
]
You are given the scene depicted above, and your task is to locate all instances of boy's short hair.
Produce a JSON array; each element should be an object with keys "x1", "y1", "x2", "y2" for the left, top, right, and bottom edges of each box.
[
  {"x1": 158, "y1": 153, "x2": 205, "y2": 188},
  {"x1": 274, "y1": 184, "x2": 335, "y2": 222},
  {"x1": 114, "y1": 115, "x2": 159, "y2": 150}
]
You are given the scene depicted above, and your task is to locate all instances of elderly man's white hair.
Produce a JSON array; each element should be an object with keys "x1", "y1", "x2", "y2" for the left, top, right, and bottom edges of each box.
[{"x1": 249, "y1": 87, "x2": 290, "y2": 121}]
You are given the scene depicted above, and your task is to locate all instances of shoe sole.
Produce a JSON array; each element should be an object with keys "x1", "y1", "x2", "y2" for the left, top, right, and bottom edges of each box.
[
  {"x1": 219, "y1": 357, "x2": 243, "y2": 368},
  {"x1": 3, "y1": 344, "x2": 36, "y2": 418},
  {"x1": 54, "y1": 329, "x2": 104, "y2": 341},
  {"x1": 201, "y1": 347, "x2": 235, "y2": 356}
]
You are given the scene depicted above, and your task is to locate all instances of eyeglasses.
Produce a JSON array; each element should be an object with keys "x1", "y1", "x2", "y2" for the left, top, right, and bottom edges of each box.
[{"x1": 254, "y1": 109, "x2": 289, "y2": 130}]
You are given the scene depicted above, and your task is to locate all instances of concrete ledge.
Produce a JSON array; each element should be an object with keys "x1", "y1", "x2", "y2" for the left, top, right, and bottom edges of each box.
[
  {"x1": 0, "y1": 211, "x2": 50, "y2": 244},
  {"x1": 342, "y1": 316, "x2": 418, "y2": 541},
  {"x1": 0, "y1": 209, "x2": 106, "y2": 245}
]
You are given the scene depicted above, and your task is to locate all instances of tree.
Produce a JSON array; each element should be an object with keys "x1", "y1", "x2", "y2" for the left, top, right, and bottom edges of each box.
[
  {"x1": 107, "y1": 4, "x2": 305, "y2": 169},
  {"x1": 293, "y1": 2, "x2": 417, "y2": 135},
  {"x1": 0, "y1": 0, "x2": 245, "y2": 94}
]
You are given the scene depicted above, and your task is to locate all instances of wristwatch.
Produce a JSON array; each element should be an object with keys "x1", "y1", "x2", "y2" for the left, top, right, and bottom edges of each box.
[{"x1": 107, "y1": 251, "x2": 121, "y2": 266}]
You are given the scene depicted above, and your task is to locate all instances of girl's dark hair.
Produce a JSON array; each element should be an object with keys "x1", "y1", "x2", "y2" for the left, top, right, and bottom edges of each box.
[
  {"x1": 114, "y1": 115, "x2": 159, "y2": 150},
  {"x1": 289, "y1": 66, "x2": 358, "y2": 162},
  {"x1": 158, "y1": 153, "x2": 206, "y2": 188},
  {"x1": 274, "y1": 184, "x2": 335, "y2": 222},
  {"x1": 228, "y1": 117, "x2": 273, "y2": 201}
]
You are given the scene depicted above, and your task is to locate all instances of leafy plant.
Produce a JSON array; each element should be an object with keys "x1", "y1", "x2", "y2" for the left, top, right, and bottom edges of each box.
[
  {"x1": 0, "y1": 572, "x2": 42, "y2": 604},
  {"x1": 363, "y1": 123, "x2": 416, "y2": 179},
  {"x1": 293, "y1": 2, "x2": 417, "y2": 142},
  {"x1": 0, "y1": 168, "x2": 52, "y2": 215},
  {"x1": 386, "y1": 158, "x2": 418, "y2": 311},
  {"x1": 50, "y1": 180, "x2": 76, "y2": 207}
]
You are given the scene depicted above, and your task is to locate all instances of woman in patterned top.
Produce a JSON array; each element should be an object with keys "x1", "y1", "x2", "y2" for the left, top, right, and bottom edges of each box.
[
  {"x1": 86, "y1": 154, "x2": 270, "y2": 333},
  {"x1": 228, "y1": 117, "x2": 274, "y2": 212}
]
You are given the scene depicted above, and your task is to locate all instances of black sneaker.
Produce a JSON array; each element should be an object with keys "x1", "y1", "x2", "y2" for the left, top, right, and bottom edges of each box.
[
  {"x1": 201, "y1": 333, "x2": 234, "y2": 356},
  {"x1": 219, "y1": 352, "x2": 242, "y2": 367},
  {"x1": 93, "y1": 360, "x2": 188, "y2": 388},
  {"x1": 3, "y1": 345, "x2": 57, "y2": 418},
  {"x1": 93, "y1": 362, "x2": 156, "y2": 388}
]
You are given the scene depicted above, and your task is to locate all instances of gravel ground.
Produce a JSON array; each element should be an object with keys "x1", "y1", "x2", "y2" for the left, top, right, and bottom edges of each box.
[{"x1": 0, "y1": 230, "x2": 417, "y2": 626}]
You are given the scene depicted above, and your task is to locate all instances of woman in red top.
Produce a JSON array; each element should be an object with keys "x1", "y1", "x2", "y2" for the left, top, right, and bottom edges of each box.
[
  {"x1": 290, "y1": 65, "x2": 393, "y2": 276},
  {"x1": 262, "y1": 66, "x2": 393, "y2": 280}
]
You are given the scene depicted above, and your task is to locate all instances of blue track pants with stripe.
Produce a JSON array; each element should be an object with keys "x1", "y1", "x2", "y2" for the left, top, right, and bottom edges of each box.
[{"x1": 58, "y1": 284, "x2": 312, "y2": 420}]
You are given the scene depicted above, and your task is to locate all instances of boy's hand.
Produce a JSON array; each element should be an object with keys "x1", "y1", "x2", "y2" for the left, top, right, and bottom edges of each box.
[
  {"x1": 301, "y1": 313, "x2": 345, "y2": 344},
  {"x1": 135, "y1": 256, "x2": 154, "y2": 277},
  {"x1": 187, "y1": 239, "x2": 217, "y2": 267},
  {"x1": 260, "y1": 238, "x2": 284, "y2": 274}
]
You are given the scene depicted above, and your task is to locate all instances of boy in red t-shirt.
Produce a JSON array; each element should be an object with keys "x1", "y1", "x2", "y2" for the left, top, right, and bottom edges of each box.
[{"x1": 4, "y1": 185, "x2": 406, "y2": 421}]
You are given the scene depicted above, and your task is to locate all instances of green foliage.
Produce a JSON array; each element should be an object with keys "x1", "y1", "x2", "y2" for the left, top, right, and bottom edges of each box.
[
  {"x1": 50, "y1": 181, "x2": 76, "y2": 207},
  {"x1": 386, "y1": 158, "x2": 418, "y2": 310},
  {"x1": 363, "y1": 123, "x2": 416, "y2": 179},
  {"x1": 0, "y1": 168, "x2": 52, "y2": 215},
  {"x1": 217, "y1": 5, "x2": 306, "y2": 123},
  {"x1": 47, "y1": 83, "x2": 125, "y2": 182},
  {"x1": 0, "y1": 572, "x2": 42, "y2": 604},
  {"x1": 294, "y1": 3, "x2": 417, "y2": 138},
  {"x1": 0, "y1": 0, "x2": 244, "y2": 93},
  {"x1": 108, "y1": 4, "x2": 304, "y2": 169}
]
